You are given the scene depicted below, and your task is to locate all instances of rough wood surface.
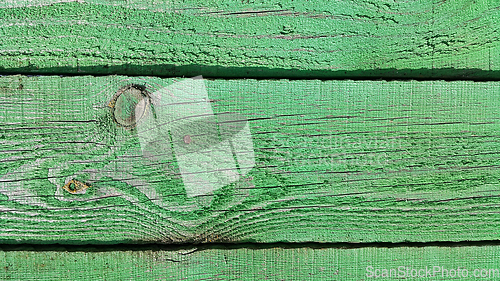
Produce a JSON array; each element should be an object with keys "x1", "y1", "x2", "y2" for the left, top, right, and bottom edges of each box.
[
  {"x1": 1, "y1": 244, "x2": 500, "y2": 280},
  {"x1": 0, "y1": 0, "x2": 499, "y2": 79},
  {"x1": 2, "y1": 75, "x2": 500, "y2": 244}
]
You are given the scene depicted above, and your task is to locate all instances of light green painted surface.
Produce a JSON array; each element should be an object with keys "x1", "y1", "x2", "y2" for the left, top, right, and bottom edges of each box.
[
  {"x1": 1, "y1": 245, "x2": 500, "y2": 280},
  {"x1": 2, "y1": 0, "x2": 500, "y2": 277},
  {"x1": 2, "y1": 75, "x2": 500, "y2": 244},
  {"x1": 0, "y1": 0, "x2": 498, "y2": 79}
]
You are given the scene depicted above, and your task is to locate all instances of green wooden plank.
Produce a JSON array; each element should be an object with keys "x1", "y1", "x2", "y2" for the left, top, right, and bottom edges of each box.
[
  {"x1": 2, "y1": 75, "x2": 500, "y2": 244},
  {"x1": 0, "y1": 0, "x2": 499, "y2": 79},
  {"x1": 1, "y1": 244, "x2": 500, "y2": 280}
]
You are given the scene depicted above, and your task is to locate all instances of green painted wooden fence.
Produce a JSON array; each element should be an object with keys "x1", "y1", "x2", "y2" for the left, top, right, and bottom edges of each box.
[
  {"x1": 2, "y1": 244, "x2": 500, "y2": 280},
  {"x1": 0, "y1": 0, "x2": 499, "y2": 79},
  {"x1": 1, "y1": 0, "x2": 500, "y2": 279},
  {"x1": 2, "y1": 76, "x2": 500, "y2": 245}
]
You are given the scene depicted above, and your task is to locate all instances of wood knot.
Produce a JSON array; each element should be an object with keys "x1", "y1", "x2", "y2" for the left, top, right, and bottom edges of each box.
[
  {"x1": 62, "y1": 180, "x2": 90, "y2": 194},
  {"x1": 109, "y1": 84, "x2": 150, "y2": 128}
]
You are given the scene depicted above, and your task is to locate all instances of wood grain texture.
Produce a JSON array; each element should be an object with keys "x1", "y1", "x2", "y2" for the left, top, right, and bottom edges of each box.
[
  {"x1": 1, "y1": 244, "x2": 500, "y2": 280},
  {"x1": 0, "y1": 0, "x2": 499, "y2": 79},
  {"x1": 2, "y1": 75, "x2": 500, "y2": 244}
]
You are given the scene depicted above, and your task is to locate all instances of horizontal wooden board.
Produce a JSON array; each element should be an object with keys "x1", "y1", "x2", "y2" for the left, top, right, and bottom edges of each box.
[
  {"x1": 0, "y1": 0, "x2": 499, "y2": 79},
  {"x1": 2, "y1": 244, "x2": 500, "y2": 280},
  {"x1": 2, "y1": 75, "x2": 500, "y2": 244}
]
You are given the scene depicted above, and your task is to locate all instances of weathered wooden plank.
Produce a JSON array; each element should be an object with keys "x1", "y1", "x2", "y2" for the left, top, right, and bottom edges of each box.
[
  {"x1": 0, "y1": 0, "x2": 499, "y2": 79},
  {"x1": 1, "y1": 244, "x2": 500, "y2": 280},
  {"x1": 2, "y1": 75, "x2": 500, "y2": 244}
]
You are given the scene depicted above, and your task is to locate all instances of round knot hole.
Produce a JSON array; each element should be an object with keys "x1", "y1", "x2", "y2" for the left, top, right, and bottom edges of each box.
[{"x1": 111, "y1": 84, "x2": 150, "y2": 128}]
